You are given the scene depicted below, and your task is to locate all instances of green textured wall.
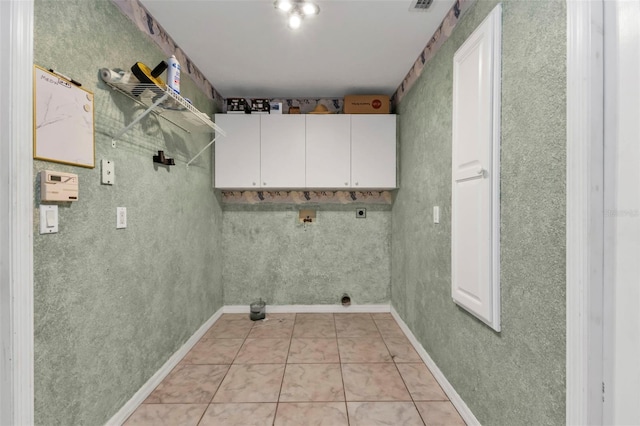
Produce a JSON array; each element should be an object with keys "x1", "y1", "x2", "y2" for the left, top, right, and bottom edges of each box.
[
  {"x1": 223, "y1": 206, "x2": 391, "y2": 305},
  {"x1": 33, "y1": 1, "x2": 224, "y2": 424},
  {"x1": 392, "y1": 1, "x2": 566, "y2": 425}
]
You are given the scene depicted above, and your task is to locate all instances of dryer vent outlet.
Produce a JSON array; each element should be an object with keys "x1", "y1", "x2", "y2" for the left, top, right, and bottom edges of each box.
[{"x1": 341, "y1": 294, "x2": 351, "y2": 307}]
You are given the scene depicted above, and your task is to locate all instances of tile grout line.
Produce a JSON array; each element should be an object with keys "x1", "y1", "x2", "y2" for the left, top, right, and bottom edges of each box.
[
  {"x1": 201, "y1": 314, "x2": 257, "y2": 424},
  {"x1": 374, "y1": 315, "x2": 429, "y2": 426},
  {"x1": 148, "y1": 316, "x2": 239, "y2": 425},
  {"x1": 272, "y1": 313, "x2": 296, "y2": 426},
  {"x1": 333, "y1": 313, "x2": 351, "y2": 426}
]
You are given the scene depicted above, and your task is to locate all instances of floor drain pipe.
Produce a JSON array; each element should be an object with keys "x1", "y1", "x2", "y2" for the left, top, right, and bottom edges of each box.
[{"x1": 341, "y1": 293, "x2": 351, "y2": 307}]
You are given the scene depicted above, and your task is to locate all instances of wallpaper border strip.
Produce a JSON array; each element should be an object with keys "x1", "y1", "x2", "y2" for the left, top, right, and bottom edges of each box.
[
  {"x1": 391, "y1": 0, "x2": 477, "y2": 107},
  {"x1": 111, "y1": 0, "x2": 224, "y2": 104},
  {"x1": 113, "y1": 0, "x2": 476, "y2": 109}
]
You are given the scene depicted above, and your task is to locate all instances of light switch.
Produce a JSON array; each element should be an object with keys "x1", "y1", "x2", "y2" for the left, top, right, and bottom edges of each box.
[
  {"x1": 433, "y1": 206, "x2": 440, "y2": 224},
  {"x1": 46, "y1": 210, "x2": 56, "y2": 227},
  {"x1": 101, "y1": 159, "x2": 114, "y2": 185},
  {"x1": 39, "y1": 205, "x2": 58, "y2": 234}
]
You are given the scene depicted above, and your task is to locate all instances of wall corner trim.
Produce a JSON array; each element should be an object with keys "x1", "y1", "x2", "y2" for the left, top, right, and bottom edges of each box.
[
  {"x1": 105, "y1": 307, "x2": 224, "y2": 426},
  {"x1": 0, "y1": 1, "x2": 35, "y2": 425},
  {"x1": 390, "y1": 306, "x2": 480, "y2": 426}
]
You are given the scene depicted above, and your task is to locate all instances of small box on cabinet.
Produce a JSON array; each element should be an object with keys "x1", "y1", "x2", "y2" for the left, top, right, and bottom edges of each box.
[
  {"x1": 251, "y1": 98, "x2": 270, "y2": 114},
  {"x1": 226, "y1": 98, "x2": 249, "y2": 114},
  {"x1": 269, "y1": 101, "x2": 283, "y2": 114}
]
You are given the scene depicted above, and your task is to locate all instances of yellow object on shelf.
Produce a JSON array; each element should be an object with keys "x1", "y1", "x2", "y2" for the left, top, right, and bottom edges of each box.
[{"x1": 130, "y1": 61, "x2": 167, "y2": 97}]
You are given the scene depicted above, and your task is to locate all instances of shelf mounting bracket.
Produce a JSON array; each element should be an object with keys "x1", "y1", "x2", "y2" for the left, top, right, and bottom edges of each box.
[
  {"x1": 111, "y1": 93, "x2": 170, "y2": 148},
  {"x1": 186, "y1": 135, "x2": 224, "y2": 167}
]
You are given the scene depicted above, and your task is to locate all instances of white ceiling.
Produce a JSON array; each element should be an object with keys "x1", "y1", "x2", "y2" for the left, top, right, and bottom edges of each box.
[{"x1": 139, "y1": 0, "x2": 456, "y2": 99}]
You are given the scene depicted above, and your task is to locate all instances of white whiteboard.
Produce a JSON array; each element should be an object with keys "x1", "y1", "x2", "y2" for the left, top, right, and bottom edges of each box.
[{"x1": 34, "y1": 66, "x2": 95, "y2": 168}]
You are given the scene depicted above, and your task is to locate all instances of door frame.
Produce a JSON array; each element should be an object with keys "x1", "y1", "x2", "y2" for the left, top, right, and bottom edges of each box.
[
  {"x1": 0, "y1": 1, "x2": 35, "y2": 424},
  {"x1": 0, "y1": 0, "x2": 612, "y2": 424},
  {"x1": 602, "y1": 0, "x2": 640, "y2": 423},
  {"x1": 566, "y1": 0, "x2": 605, "y2": 424}
]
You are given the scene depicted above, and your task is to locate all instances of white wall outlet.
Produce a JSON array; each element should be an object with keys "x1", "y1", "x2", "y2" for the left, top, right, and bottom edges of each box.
[
  {"x1": 433, "y1": 206, "x2": 440, "y2": 224},
  {"x1": 116, "y1": 207, "x2": 127, "y2": 229},
  {"x1": 39, "y1": 205, "x2": 58, "y2": 234},
  {"x1": 101, "y1": 159, "x2": 114, "y2": 185}
]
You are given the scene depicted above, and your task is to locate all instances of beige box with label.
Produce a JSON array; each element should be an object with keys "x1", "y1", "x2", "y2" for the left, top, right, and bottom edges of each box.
[
  {"x1": 343, "y1": 95, "x2": 390, "y2": 114},
  {"x1": 40, "y1": 170, "x2": 78, "y2": 202}
]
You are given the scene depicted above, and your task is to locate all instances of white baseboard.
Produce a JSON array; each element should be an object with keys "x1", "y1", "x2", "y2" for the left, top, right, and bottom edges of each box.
[
  {"x1": 390, "y1": 306, "x2": 480, "y2": 426},
  {"x1": 223, "y1": 304, "x2": 391, "y2": 314},
  {"x1": 105, "y1": 307, "x2": 224, "y2": 426}
]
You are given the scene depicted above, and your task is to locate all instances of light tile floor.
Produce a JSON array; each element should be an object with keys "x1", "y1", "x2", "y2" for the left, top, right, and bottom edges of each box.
[{"x1": 124, "y1": 313, "x2": 466, "y2": 426}]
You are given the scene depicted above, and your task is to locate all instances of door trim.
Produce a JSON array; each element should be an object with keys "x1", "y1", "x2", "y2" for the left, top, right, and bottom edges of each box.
[
  {"x1": 566, "y1": 0, "x2": 605, "y2": 424},
  {"x1": 0, "y1": 1, "x2": 35, "y2": 424}
]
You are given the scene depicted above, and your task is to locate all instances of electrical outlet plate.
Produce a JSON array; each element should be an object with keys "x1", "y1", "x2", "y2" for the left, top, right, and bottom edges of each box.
[
  {"x1": 101, "y1": 159, "x2": 114, "y2": 185},
  {"x1": 356, "y1": 208, "x2": 366, "y2": 218},
  {"x1": 299, "y1": 209, "x2": 316, "y2": 223},
  {"x1": 116, "y1": 207, "x2": 127, "y2": 229}
]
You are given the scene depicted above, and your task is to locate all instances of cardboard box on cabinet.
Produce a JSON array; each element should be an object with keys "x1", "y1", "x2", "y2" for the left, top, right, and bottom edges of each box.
[{"x1": 343, "y1": 95, "x2": 390, "y2": 114}]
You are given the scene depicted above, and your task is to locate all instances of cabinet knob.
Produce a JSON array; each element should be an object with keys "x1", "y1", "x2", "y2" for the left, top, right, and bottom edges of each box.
[
  {"x1": 355, "y1": 182, "x2": 359, "y2": 186},
  {"x1": 252, "y1": 182, "x2": 256, "y2": 186},
  {"x1": 345, "y1": 182, "x2": 348, "y2": 186},
  {"x1": 263, "y1": 182, "x2": 267, "y2": 186}
]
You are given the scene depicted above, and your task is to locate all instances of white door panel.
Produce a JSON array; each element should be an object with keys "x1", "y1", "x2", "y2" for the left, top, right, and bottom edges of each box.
[
  {"x1": 351, "y1": 115, "x2": 396, "y2": 188},
  {"x1": 260, "y1": 115, "x2": 306, "y2": 188},
  {"x1": 214, "y1": 114, "x2": 260, "y2": 189},
  {"x1": 451, "y1": 4, "x2": 501, "y2": 331},
  {"x1": 306, "y1": 115, "x2": 351, "y2": 188}
]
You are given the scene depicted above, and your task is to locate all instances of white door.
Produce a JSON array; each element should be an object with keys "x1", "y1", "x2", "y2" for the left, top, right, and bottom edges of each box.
[
  {"x1": 214, "y1": 114, "x2": 260, "y2": 189},
  {"x1": 603, "y1": 1, "x2": 640, "y2": 423},
  {"x1": 306, "y1": 114, "x2": 351, "y2": 188},
  {"x1": 351, "y1": 115, "x2": 396, "y2": 188},
  {"x1": 260, "y1": 115, "x2": 306, "y2": 189},
  {"x1": 451, "y1": 4, "x2": 501, "y2": 332}
]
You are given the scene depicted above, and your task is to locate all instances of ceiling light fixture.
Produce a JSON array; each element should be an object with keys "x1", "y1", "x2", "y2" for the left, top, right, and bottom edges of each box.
[{"x1": 274, "y1": 0, "x2": 320, "y2": 30}]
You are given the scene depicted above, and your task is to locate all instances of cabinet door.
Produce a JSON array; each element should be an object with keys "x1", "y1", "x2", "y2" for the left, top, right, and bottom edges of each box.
[
  {"x1": 451, "y1": 4, "x2": 501, "y2": 332},
  {"x1": 260, "y1": 115, "x2": 306, "y2": 188},
  {"x1": 306, "y1": 115, "x2": 351, "y2": 188},
  {"x1": 214, "y1": 114, "x2": 260, "y2": 189},
  {"x1": 351, "y1": 115, "x2": 397, "y2": 188}
]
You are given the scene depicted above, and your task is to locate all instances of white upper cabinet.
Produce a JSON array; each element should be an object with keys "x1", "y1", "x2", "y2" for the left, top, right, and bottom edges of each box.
[
  {"x1": 213, "y1": 114, "x2": 396, "y2": 190},
  {"x1": 260, "y1": 115, "x2": 306, "y2": 188},
  {"x1": 351, "y1": 114, "x2": 397, "y2": 188},
  {"x1": 306, "y1": 114, "x2": 351, "y2": 188},
  {"x1": 214, "y1": 114, "x2": 260, "y2": 189},
  {"x1": 451, "y1": 4, "x2": 501, "y2": 332}
]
